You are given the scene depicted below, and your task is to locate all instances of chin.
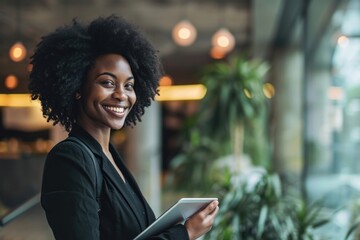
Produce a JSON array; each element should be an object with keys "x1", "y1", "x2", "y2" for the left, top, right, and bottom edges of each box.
[{"x1": 111, "y1": 123, "x2": 125, "y2": 130}]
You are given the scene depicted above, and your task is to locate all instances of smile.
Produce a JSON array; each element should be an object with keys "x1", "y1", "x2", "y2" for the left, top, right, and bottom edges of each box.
[{"x1": 104, "y1": 105, "x2": 126, "y2": 114}]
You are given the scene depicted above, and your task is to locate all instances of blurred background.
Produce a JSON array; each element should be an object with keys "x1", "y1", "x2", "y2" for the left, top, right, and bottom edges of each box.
[{"x1": 1, "y1": 0, "x2": 360, "y2": 239}]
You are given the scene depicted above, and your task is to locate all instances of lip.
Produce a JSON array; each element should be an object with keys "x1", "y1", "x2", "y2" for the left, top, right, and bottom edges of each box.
[{"x1": 103, "y1": 105, "x2": 128, "y2": 118}]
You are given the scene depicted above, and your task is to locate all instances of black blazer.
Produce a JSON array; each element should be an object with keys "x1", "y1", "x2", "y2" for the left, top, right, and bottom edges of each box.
[{"x1": 41, "y1": 126, "x2": 189, "y2": 240}]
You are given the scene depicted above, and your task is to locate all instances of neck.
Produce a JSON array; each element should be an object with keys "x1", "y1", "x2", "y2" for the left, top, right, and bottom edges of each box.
[{"x1": 77, "y1": 123, "x2": 112, "y2": 152}]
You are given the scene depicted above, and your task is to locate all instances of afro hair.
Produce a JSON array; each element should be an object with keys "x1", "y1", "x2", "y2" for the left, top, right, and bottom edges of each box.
[{"x1": 28, "y1": 15, "x2": 162, "y2": 132}]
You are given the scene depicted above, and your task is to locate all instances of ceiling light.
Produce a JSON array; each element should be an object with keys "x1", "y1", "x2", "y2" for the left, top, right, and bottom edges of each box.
[
  {"x1": 211, "y1": 28, "x2": 235, "y2": 53},
  {"x1": 5, "y1": 74, "x2": 19, "y2": 89},
  {"x1": 9, "y1": 0, "x2": 27, "y2": 62},
  {"x1": 9, "y1": 41, "x2": 27, "y2": 62},
  {"x1": 172, "y1": 20, "x2": 197, "y2": 46}
]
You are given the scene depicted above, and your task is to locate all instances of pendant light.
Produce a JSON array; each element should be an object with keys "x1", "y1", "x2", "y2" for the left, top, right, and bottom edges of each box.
[
  {"x1": 172, "y1": 20, "x2": 197, "y2": 46},
  {"x1": 9, "y1": 0, "x2": 27, "y2": 62},
  {"x1": 211, "y1": 27, "x2": 235, "y2": 53},
  {"x1": 9, "y1": 41, "x2": 27, "y2": 62},
  {"x1": 172, "y1": 1, "x2": 197, "y2": 47},
  {"x1": 210, "y1": 0, "x2": 236, "y2": 58}
]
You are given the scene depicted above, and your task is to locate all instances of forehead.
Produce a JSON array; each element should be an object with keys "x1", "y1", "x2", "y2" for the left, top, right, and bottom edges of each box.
[{"x1": 91, "y1": 54, "x2": 132, "y2": 73}]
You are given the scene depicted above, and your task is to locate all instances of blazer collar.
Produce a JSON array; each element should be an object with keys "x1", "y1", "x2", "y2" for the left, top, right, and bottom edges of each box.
[
  {"x1": 69, "y1": 124, "x2": 151, "y2": 229},
  {"x1": 68, "y1": 124, "x2": 104, "y2": 158}
]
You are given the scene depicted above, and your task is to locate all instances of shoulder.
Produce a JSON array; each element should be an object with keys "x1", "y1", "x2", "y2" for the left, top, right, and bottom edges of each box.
[
  {"x1": 45, "y1": 138, "x2": 93, "y2": 169},
  {"x1": 42, "y1": 138, "x2": 97, "y2": 191},
  {"x1": 48, "y1": 139, "x2": 83, "y2": 159}
]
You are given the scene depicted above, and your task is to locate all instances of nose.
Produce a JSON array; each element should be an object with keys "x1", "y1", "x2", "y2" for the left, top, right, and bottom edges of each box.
[{"x1": 112, "y1": 86, "x2": 127, "y2": 101}]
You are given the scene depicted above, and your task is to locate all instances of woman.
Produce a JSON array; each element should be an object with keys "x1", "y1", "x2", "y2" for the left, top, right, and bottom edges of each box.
[{"x1": 28, "y1": 15, "x2": 219, "y2": 240}]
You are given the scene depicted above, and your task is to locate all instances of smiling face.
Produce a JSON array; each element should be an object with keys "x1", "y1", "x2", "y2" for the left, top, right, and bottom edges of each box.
[{"x1": 76, "y1": 54, "x2": 136, "y2": 132}]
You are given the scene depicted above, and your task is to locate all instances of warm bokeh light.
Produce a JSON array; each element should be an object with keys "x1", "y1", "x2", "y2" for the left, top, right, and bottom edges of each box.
[
  {"x1": 328, "y1": 86, "x2": 344, "y2": 100},
  {"x1": 263, "y1": 83, "x2": 275, "y2": 99},
  {"x1": 211, "y1": 28, "x2": 235, "y2": 53},
  {"x1": 9, "y1": 41, "x2": 27, "y2": 62},
  {"x1": 337, "y1": 35, "x2": 349, "y2": 47},
  {"x1": 210, "y1": 46, "x2": 227, "y2": 59},
  {"x1": 4, "y1": 74, "x2": 18, "y2": 89},
  {"x1": 172, "y1": 20, "x2": 197, "y2": 46},
  {"x1": 243, "y1": 88, "x2": 252, "y2": 98},
  {"x1": 156, "y1": 84, "x2": 207, "y2": 101},
  {"x1": 0, "y1": 94, "x2": 40, "y2": 107},
  {"x1": 159, "y1": 75, "x2": 173, "y2": 86}
]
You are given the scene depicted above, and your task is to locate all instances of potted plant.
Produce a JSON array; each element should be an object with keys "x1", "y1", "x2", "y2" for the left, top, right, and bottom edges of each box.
[
  {"x1": 204, "y1": 170, "x2": 333, "y2": 240},
  {"x1": 167, "y1": 55, "x2": 335, "y2": 239},
  {"x1": 198, "y1": 56, "x2": 269, "y2": 169},
  {"x1": 168, "y1": 55, "x2": 270, "y2": 192}
]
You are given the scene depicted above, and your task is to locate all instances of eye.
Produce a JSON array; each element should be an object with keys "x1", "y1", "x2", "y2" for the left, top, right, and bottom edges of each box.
[
  {"x1": 100, "y1": 80, "x2": 115, "y2": 88},
  {"x1": 125, "y1": 81, "x2": 135, "y2": 91}
]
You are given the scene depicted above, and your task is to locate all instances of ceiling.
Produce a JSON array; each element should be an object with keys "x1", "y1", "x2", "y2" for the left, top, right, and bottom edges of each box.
[{"x1": 0, "y1": 0, "x2": 253, "y2": 93}]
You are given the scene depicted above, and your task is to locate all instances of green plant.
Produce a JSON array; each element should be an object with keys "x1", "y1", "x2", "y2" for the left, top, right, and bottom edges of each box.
[
  {"x1": 167, "y1": 130, "x2": 221, "y2": 194},
  {"x1": 345, "y1": 218, "x2": 360, "y2": 240},
  {"x1": 166, "y1": 55, "x2": 336, "y2": 239},
  {"x1": 295, "y1": 200, "x2": 335, "y2": 240},
  {"x1": 205, "y1": 171, "x2": 333, "y2": 240},
  {"x1": 199, "y1": 56, "x2": 269, "y2": 165},
  {"x1": 168, "y1": 55, "x2": 270, "y2": 194},
  {"x1": 344, "y1": 198, "x2": 360, "y2": 240}
]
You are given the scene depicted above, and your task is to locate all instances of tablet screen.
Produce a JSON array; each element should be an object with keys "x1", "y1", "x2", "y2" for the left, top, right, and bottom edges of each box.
[{"x1": 134, "y1": 197, "x2": 217, "y2": 240}]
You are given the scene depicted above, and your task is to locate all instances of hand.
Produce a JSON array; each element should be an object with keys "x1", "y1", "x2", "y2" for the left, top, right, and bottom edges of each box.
[{"x1": 184, "y1": 200, "x2": 219, "y2": 240}]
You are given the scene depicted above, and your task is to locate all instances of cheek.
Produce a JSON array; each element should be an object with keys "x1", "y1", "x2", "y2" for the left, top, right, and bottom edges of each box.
[
  {"x1": 132, "y1": 94, "x2": 137, "y2": 105},
  {"x1": 128, "y1": 93, "x2": 136, "y2": 113}
]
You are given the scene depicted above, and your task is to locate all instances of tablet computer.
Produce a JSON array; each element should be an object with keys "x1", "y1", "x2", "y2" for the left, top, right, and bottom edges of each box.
[{"x1": 134, "y1": 197, "x2": 217, "y2": 240}]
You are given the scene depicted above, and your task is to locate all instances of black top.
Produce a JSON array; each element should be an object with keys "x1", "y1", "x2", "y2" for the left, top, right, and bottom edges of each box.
[{"x1": 41, "y1": 125, "x2": 189, "y2": 240}]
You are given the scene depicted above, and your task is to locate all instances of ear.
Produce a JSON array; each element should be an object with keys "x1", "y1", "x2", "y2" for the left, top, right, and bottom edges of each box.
[{"x1": 75, "y1": 92, "x2": 81, "y2": 100}]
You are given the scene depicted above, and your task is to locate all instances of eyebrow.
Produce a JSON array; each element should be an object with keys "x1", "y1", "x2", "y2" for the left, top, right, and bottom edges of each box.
[{"x1": 96, "y1": 72, "x2": 134, "y2": 81}]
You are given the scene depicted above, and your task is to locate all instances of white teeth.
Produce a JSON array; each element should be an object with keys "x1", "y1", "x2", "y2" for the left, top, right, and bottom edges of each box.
[{"x1": 105, "y1": 106, "x2": 125, "y2": 113}]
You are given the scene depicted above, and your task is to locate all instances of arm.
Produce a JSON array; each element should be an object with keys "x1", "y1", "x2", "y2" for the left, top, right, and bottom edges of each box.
[{"x1": 41, "y1": 141, "x2": 100, "y2": 240}]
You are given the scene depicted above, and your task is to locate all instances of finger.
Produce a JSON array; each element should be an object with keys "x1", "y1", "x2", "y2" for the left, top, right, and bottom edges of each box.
[
  {"x1": 206, "y1": 200, "x2": 219, "y2": 214},
  {"x1": 204, "y1": 206, "x2": 219, "y2": 226},
  {"x1": 209, "y1": 206, "x2": 219, "y2": 216}
]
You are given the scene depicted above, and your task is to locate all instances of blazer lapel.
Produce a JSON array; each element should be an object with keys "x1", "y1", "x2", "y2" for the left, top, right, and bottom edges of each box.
[
  {"x1": 110, "y1": 148, "x2": 155, "y2": 226},
  {"x1": 100, "y1": 150, "x2": 147, "y2": 230},
  {"x1": 68, "y1": 126, "x2": 152, "y2": 230}
]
